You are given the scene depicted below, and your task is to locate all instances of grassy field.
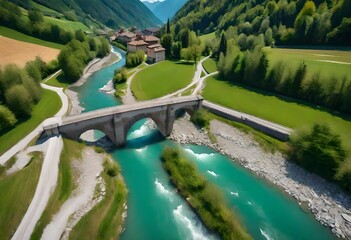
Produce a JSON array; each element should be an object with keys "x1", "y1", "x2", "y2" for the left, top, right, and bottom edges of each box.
[
  {"x1": 70, "y1": 159, "x2": 127, "y2": 240},
  {"x1": 30, "y1": 1, "x2": 62, "y2": 17},
  {"x1": 44, "y1": 17, "x2": 90, "y2": 32},
  {"x1": 202, "y1": 58, "x2": 218, "y2": 73},
  {"x1": 131, "y1": 60, "x2": 195, "y2": 100},
  {"x1": 0, "y1": 89, "x2": 62, "y2": 156},
  {"x1": 45, "y1": 73, "x2": 70, "y2": 89},
  {"x1": 0, "y1": 152, "x2": 42, "y2": 239},
  {"x1": 203, "y1": 76, "x2": 351, "y2": 151},
  {"x1": 31, "y1": 139, "x2": 78, "y2": 240},
  {"x1": 199, "y1": 32, "x2": 216, "y2": 43},
  {"x1": 0, "y1": 26, "x2": 63, "y2": 50},
  {"x1": 263, "y1": 47, "x2": 351, "y2": 80}
]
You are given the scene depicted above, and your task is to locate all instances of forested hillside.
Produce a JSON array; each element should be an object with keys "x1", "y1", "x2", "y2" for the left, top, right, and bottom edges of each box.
[
  {"x1": 173, "y1": 0, "x2": 351, "y2": 45},
  {"x1": 9, "y1": 0, "x2": 162, "y2": 29}
]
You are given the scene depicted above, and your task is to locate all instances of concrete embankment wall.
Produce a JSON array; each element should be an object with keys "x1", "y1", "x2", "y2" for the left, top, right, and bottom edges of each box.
[{"x1": 202, "y1": 100, "x2": 292, "y2": 141}]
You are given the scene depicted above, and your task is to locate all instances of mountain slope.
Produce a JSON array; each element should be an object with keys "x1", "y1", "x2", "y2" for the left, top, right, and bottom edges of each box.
[
  {"x1": 143, "y1": 0, "x2": 187, "y2": 23},
  {"x1": 11, "y1": 0, "x2": 162, "y2": 29},
  {"x1": 173, "y1": 0, "x2": 351, "y2": 45}
]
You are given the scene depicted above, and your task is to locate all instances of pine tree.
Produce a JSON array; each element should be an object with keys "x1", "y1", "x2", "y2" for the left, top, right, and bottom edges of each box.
[{"x1": 167, "y1": 18, "x2": 171, "y2": 34}]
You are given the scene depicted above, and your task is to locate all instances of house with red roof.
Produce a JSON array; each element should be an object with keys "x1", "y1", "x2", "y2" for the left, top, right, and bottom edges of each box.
[
  {"x1": 127, "y1": 40, "x2": 148, "y2": 53},
  {"x1": 147, "y1": 44, "x2": 166, "y2": 63}
]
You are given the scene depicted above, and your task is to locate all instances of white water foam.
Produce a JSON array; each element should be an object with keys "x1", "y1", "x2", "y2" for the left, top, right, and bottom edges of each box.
[
  {"x1": 184, "y1": 148, "x2": 215, "y2": 161},
  {"x1": 173, "y1": 205, "x2": 211, "y2": 240},
  {"x1": 154, "y1": 178, "x2": 173, "y2": 199},
  {"x1": 136, "y1": 146, "x2": 148, "y2": 153},
  {"x1": 247, "y1": 201, "x2": 252, "y2": 205},
  {"x1": 230, "y1": 191, "x2": 239, "y2": 197},
  {"x1": 207, "y1": 170, "x2": 219, "y2": 177},
  {"x1": 128, "y1": 124, "x2": 152, "y2": 139},
  {"x1": 260, "y1": 228, "x2": 274, "y2": 240}
]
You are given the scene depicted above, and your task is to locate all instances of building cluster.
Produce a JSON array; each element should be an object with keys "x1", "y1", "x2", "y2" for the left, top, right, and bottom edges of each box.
[{"x1": 111, "y1": 28, "x2": 165, "y2": 63}]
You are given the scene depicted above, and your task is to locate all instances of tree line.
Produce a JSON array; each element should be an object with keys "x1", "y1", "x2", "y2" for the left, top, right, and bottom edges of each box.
[
  {"x1": 0, "y1": 58, "x2": 53, "y2": 131},
  {"x1": 215, "y1": 31, "x2": 351, "y2": 115},
  {"x1": 160, "y1": 20, "x2": 203, "y2": 63},
  {"x1": 172, "y1": 0, "x2": 351, "y2": 46},
  {"x1": 0, "y1": 0, "x2": 76, "y2": 45},
  {"x1": 58, "y1": 34, "x2": 110, "y2": 82}
]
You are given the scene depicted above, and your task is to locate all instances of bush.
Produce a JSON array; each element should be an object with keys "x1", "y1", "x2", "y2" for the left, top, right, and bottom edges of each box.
[
  {"x1": 288, "y1": 124, "x2": 347, "y2": 181},
  {"x1": 126, "y1": 50, "x2": 144, "y2": 67},
  {"x1": 5, "y1": 85, "x2": 33, "y2": 118},
  {"x1": 0, "y1": 105, "x2": 17, "y2": 130},
  {"x1": 190, "y1": 109, "x2": 210, "y2": 128},
  {"x1": 113, "y1": 68, "x2": 127, "y2": 84}
]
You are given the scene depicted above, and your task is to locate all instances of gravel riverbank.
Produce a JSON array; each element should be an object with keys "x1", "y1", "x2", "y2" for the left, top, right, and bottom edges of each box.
[{"x1": 169, "y1": 115, "x2": 351, "y2": 239}]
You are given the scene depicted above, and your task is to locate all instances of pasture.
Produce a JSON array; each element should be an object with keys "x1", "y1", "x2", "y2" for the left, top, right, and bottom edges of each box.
[
  {"x1": 131, "y1": 60, "x2": 195, "y2": 100},
  {"x1": 0, "y1": 36, "x2": 60, "y2": 67},
  {"x1": 0, "y1": 26, "x2": 63, "y2": 50},
  {"x1": 203, "y1": 58, "x2": 218, "y2": 73},
  {"x1": 203, "y1": 75, "x2": 351, "y2": 151},
  {"x1": 263, "y1": 47, "x2": 351, "y2": 80}
]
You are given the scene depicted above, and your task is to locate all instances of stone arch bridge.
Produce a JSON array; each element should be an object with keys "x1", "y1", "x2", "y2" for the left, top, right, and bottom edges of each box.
[{"x1": 43, "y1": 96, "x2": 203, "y2": 147}]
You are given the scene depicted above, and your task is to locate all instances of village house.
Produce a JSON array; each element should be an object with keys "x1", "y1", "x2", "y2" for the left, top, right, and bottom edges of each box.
[
  {"x1": 147, "y1": 44, "x2": 166, "y2": 63},
  {"x1": 142, "y1": 27, "x2": 160, "y2": 36},
  {"x1": 144, "y1": 35, "x2": 160, "y2": 46},
  {"x1": 127, "y1": 40, "x2": 148, "y2": 53},
  {"x1": 117, "y1": 31, "x2": 136, "y2": 43}
]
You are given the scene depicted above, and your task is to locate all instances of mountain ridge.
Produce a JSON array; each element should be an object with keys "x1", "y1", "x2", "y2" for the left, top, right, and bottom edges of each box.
[
  {"x1": 9, "y1": 0, "x2": 162, "y2": 29},
  {"x1": 143, "y1": 0, "x2": 187, "y2": 23}
]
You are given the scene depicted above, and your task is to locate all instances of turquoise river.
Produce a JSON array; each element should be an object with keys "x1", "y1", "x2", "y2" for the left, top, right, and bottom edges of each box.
[{"x1": 73, "y1": 47, "x2": 335, "y2": 240}]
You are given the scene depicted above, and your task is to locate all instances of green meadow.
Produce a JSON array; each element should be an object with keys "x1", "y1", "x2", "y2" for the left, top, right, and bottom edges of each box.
[
  {"x1": 202, "y1": 58, "x2": 218, "y2": 73},
  {"x1": 131, "y1": 60, "x2": 195, "y2": 100},
  {"x1": 0, "y1": 26, "x2": 64, "y2": 50},
  {"x1": 263, "y1": 47, "x2": 351, "y2": 81},
  {"x1": 203, "y1": 75, "x2": 351, "y2": 151}
]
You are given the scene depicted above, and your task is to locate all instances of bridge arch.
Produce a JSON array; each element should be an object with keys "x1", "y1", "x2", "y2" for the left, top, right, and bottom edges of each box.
[{"x1": 123, "y1": 113, "x2": 167, "y2": 141}]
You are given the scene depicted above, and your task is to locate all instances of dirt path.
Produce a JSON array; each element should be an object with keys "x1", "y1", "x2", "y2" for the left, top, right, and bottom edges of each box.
[{"x1": 12, "y1": 136, "x2": 63, "y2": 240}]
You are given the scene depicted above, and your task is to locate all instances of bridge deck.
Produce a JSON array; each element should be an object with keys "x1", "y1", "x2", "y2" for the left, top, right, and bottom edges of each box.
[{"x1": 62, "y1": 95, "x2": 202, "y2": 125}]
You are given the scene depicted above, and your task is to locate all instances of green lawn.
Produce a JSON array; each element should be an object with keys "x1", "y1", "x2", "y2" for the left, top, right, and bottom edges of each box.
[
  {"x1": 203, "y1": 76, "x2": 351, "y2": 151},
  {"x1": 43, "y1": 16, "x2": 90, "y2": 32},
  {"x1": 0, "y1": 89, "x2": 62, "y2": 156},
  {"x1": 0, "y1": 26, "x2": 63, "y2": 50},
  {"x1": 0, "y1": 152, "x2": 42, "y2": 240},
  {"x1": 45, "y1": 73, "x2": 70, "y2": 89},
  {"x1": 199, "y1": 32, "x2": 216, "y2": 43},
  {"x1": 202, "y1": 58, "x2": 218, "y2": 73},
  {"x1": 131, "y1": 60, "x2": 195, "y2": 100},
  {"x1": 263, "y1": 47, "x2": 351, "y2": 81}
]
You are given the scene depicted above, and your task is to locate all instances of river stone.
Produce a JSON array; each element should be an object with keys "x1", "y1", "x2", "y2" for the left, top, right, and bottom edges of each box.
[{"x1": 341, "y1": 213, "x2": 351, "y2": 223}]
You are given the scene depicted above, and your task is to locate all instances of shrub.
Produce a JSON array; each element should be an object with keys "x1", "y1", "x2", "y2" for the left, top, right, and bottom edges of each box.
[
  {"x1": 288, "y1": 124, "x2": 347, "y2": 181},
  {"x1": 0, "y1": 105, "x2": 17, "y2": 130},
  {"x1": 113, "y1": 68, "x2": 127, "y2": 84},
  {"x1": 5, "y1": 85, "x2": 33, "y2": 118},
  {"x1": 190, "y1": 109, "x2": 210, "y2": 128},
  {"x1": 126, "y1": 50, "x2": 144, "y2": 67}
]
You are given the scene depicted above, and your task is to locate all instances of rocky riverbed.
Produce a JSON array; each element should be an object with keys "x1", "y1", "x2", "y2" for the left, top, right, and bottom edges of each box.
[{"x1": 169, "y1": 114, "x2": 351, "y2": 239}]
